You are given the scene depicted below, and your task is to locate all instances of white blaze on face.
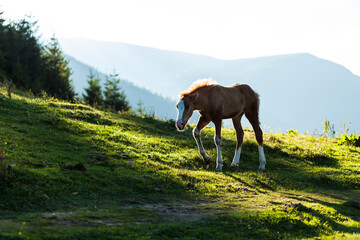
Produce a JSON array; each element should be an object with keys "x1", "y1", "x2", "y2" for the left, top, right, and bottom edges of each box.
[{"x1": 176, "y1": 100, "x2": 185, "y2": 129}]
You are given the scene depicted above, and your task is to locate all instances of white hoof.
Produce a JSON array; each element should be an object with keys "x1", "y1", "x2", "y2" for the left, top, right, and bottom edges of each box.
[
  {"x1": 258, "y1": 165, "x2": 266, "y2": 172},
  {"x1": 203, "y1": 154, "x2": 211, "y2": 164}
]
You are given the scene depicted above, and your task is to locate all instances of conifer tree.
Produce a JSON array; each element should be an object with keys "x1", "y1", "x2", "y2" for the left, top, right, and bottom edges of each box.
[
  {"x1": 0, "y1": 51, "x2": 5, "y2": 81},
  {"x1": 0, "y1": 12, "x2": 75, "y2": 98},
  {"x1": 0, "y1": 13, "x2": 6, "y2": 80},
  {"x1": 0, "y1": 15, "x2": 43, "y2": 92},
  {"x1": 83, "y1": 70, "x2": 103, "y2": 107},
  {"x1": 42, "y1": 36, "x2": 75, "y2": 100},
  {"x1": 104, "y1": 71, "x2": 130, "y2": 112}
]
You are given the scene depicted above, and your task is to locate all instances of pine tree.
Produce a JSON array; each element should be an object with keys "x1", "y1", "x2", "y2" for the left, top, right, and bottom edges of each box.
[
  {"x1": 0, "y1": 13, "x2": 6, "y2": 81},
  {"x1": 0, "y1": 15, "x2": 43, "y2": 92},
  {"x1": 0, "y1": 50, "x2": 6, "y2": 81},
  {"x1": 0, "y1": 12, "x2": 75, "y2": 97},
  {"x1": 104, "y1": 71, "x2": 130, "y2": 112},
  {"x1": 83, "y1": 70, "x2": 103, "y2": 107},
  {"x1": 42, "y1": 36, "x2": 75, "y2": 100}
]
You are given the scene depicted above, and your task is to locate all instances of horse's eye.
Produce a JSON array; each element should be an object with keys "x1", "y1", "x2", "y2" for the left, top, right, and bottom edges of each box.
[{"x1": 185, "y1": 105, "x2": 189, "y2": 110}]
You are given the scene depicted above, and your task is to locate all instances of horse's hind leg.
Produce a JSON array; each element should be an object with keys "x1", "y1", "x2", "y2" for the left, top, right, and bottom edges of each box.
[
  {"x1": 245, "y1": 111, "x2": 266, "y2": 172},
  {"x1": 231, "y1": 115, "x2": 244, "y2": 167},
  {"x1": 193, "y1": 116, "x2": 211, "y2": 164}
]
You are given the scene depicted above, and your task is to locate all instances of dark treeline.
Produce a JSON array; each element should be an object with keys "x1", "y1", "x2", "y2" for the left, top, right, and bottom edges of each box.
[
  {"x1": 0, "y1": 12, "x2": 74, "y2": 100},
  {"x1": 0, "y1": 11, "x2": 130, "y2": 111}
]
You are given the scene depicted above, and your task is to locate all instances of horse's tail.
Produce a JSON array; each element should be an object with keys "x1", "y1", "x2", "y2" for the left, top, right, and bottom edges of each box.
[
  {"x1": 237, "y1": 84, "x2": 260, "y2": 122},
  {"x1": 252, "y1": 89, "x2": 260, "y2": 118},
  {"x1": 249, "y1": 87, "x2": 260, "y2": 121}
]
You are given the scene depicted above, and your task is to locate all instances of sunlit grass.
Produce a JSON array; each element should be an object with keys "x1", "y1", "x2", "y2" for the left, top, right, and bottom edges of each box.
[{"x1": 0, "y1": 87, "x2": 359, "y2": 239}]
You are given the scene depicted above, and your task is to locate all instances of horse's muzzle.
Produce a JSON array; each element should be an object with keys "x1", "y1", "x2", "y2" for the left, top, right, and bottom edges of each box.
[{"x1": 176, "y1": 119, "x2": 185, "y2": 131}]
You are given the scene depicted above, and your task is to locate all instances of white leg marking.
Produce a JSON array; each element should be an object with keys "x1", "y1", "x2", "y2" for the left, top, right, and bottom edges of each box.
[
  {"x1": 193, "y1": 127, "x2": 210, "y2": 162},
  {"x1": 258, "y1": 145, "x2": 266, "y2": 171},
  {"x1": 231, "y1": 146, "x2": 242, "y2": 167},
  {"x1": 214, "y1": 135, "x2": 223, "y2": 172}
]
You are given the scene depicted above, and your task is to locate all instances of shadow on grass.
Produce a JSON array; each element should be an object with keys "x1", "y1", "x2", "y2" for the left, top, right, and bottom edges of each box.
[
  {"x1": 0, "y1": 97, "x2": 197, "y2": 212},
  {"x1": 283, "y1": 192, "x2": 360, "y2": 222},
  {"x1": 215, "y1": 138, "x2": 347, "y2": 191},
  {"x1": 278, "y1": 192, "x2": 360, "y2": 237},
  {"x1": 1, "y1": 94, "x2": 359, "y2": 239},
  {"x1": 2, "y1": 96, "x2": 355, "y2": 193}
]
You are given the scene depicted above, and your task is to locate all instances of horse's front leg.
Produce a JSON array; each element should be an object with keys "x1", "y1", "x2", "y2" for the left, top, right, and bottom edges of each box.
[
  {"x1": 214, "y1": 119, "x2": 223, "y2": 172},
  {"x1": 193, "y1": 117, "x2": 211, "y2": 164}
]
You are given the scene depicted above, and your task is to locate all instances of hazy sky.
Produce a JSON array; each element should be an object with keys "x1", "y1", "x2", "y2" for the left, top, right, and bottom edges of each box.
[{"x1": 2, "y1": 0, "x2": 360, "y2": 76}]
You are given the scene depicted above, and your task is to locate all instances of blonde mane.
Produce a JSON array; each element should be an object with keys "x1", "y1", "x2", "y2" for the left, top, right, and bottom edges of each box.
[{"x1": 180, "y1": 78, "x2": 217, "y2": 97}]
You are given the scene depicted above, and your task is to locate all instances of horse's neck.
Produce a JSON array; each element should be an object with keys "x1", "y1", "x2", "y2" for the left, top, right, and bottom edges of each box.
[{"x1": 194, "y1": 92, "x2": 209, "y2": 112}]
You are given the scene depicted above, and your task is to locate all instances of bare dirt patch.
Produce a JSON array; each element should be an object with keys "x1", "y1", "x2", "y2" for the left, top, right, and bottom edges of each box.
[
  {"x1": 123, "y1": 201, "x2": 215, "y2": 222},
  {"x1": 33, "y1": 201, "x2": 216, "y2": 227}
]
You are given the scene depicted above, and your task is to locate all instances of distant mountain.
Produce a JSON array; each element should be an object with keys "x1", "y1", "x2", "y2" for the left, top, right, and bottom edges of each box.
[
  {"x1": 60, "y1": 38, "x2": 217, "y2": 100},
  {"x1": 66, "y1": 55, "x2": 176, "y2": 119},
  {"x1": 61, "y1": 38, "x2": 360, "y2": 133}
]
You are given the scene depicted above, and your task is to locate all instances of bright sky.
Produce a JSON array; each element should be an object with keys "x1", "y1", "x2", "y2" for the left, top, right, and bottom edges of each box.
[{"x1": 2, "y1": 0, "x2": 360, "y2": 76}]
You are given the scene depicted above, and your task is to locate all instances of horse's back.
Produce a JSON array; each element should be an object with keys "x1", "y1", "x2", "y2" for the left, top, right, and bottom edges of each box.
[
  {"x1": 229, "y1": 83, "x2": 258, "y2": 97},
  {"x1": 229, "y1": 83, "x2": 252, "y2": 91},
  {"x1": 229, "y1": 83, "x2": 259, "y2": 111}
]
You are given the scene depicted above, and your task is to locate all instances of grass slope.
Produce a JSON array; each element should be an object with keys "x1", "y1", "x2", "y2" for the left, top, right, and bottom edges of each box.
[{"x1": 0, "y1": 88, "x2": 359, "y2": 239}]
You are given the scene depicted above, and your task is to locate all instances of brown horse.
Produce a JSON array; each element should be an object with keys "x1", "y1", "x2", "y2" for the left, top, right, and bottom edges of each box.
[{"x1": 175, "y1": 78, "x2": 266, "y2": 172}]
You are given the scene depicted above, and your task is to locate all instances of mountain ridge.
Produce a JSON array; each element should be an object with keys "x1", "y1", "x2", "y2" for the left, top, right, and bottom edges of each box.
[{"x1": 61, "y1": 38, "x2": 360, "y2": 132}]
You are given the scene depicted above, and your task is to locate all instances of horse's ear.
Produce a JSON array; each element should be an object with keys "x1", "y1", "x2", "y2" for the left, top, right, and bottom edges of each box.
[{"x1": 189, "y1": 93, "x2": 198, "y2": 103}]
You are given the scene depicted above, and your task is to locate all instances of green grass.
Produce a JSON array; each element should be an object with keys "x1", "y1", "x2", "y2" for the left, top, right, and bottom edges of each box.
[{"x1": 0, "y1": 88, "x2": 359, "y2": 239}]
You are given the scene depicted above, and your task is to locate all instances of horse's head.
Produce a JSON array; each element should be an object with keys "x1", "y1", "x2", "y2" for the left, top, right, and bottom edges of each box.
[{"x1": 175, "y1": 93, "x2": 198, "y2": 131}]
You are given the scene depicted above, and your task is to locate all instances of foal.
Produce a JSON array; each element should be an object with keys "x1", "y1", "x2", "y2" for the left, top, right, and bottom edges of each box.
[{"x1": 175, "y1": 79, "x2": 266, "y2": 172}]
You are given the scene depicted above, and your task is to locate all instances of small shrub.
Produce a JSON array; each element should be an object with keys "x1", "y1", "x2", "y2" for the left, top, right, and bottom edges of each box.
[
  {"x1": 322, "y1": 119, "x2": 335, "y2": 138},
  {"x1": 287, "y1": 129, "x2": 298, "y2": 135},
  {"x1": 339, "y1": 134, "x2": 360, "y2": 147},
  {"x1": 135, "y1": 100, "x2": 157, "y2": 120},
  {"x1": 0, "y1": 78, "x2": 15, "y2": 99},
  {"x1": 135, "y1": 100, "x2": 146, "y2": 116}
]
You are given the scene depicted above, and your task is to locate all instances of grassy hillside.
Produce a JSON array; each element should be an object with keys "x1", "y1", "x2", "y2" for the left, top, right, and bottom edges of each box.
[{"x1": 0, "y1": 88, "x2": 359, "y2": 239}]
